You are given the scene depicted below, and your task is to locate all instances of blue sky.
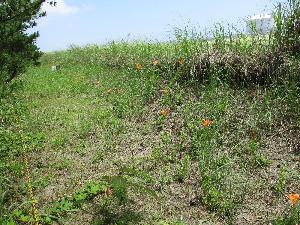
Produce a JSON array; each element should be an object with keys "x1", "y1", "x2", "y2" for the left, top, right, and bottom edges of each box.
[{"x1": 37, "y1": 0, "x2": 277, "y2": 52}]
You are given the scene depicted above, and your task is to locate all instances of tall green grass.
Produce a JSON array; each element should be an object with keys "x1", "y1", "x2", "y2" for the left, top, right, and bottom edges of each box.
[{"x1": 43, "y1": 1, "x2": 300, "y2": 89}]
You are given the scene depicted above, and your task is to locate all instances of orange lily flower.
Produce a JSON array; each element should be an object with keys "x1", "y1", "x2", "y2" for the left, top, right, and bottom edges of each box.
[
  {"x1": 202, "y1": 119, "x2": 213, "y2": 127},
  {"x1": 288, "y1": 193, "x2": 300, "y2": 206},
  {"x1": 160, "y1": 109, "x2": 169, "y2": 117}
]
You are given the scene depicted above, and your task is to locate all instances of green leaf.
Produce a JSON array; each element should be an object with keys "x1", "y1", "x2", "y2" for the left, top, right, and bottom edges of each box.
[
  {"x1": 19, "y1": 215, "x2": 31, "y2": 222},
  {"x1": 74, "y1": 192, "x2": 87, "y2": 202}
]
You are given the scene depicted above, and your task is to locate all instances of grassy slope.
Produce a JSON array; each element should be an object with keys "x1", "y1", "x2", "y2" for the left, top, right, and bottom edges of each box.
[{"x1": 7, "y1": 50, "x2": 298, "y2": 225}]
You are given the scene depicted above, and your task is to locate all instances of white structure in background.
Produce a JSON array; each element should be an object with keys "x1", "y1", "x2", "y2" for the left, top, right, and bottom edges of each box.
[
  {"x1": 51, "y1": 65, "x2": 60, "y2": 71},
  {"x1": 246, "y1": 14, "x2": 274, "y2": 35}
]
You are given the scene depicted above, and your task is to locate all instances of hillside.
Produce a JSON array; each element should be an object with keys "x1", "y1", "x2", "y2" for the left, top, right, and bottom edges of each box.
[
  {"x1": 1, "y1": 3, "x2": 300, "y2": 223},
  {"x1": 0, "y1": 39, "x2": 299, "y2": 224}
]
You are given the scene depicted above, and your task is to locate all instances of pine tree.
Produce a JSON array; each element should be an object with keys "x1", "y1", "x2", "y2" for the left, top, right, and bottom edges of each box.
[{"x1": 0, "y1": 0, "x2": 55, "y2": 83}]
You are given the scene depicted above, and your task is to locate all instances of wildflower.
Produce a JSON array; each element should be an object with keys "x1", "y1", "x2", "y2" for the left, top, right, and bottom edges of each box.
[
  {"x1": 160, "y1": 109, "x2": 169, "y2": 117},
  {"x1": 178, "y1": 58, "x2": 184, "y2": 65},
  {"x1": 288, "y1": 193, "x2": 300, "y2": 206},
  {"x1": 202, "y1": 119, "x2": 213, "y2": 127},
  {"x1": 135, "y1": 63, "x2": 142, "y2": 70},
  {"x1": 152, "y1": 59, "x2": 158, "y2": 66}
]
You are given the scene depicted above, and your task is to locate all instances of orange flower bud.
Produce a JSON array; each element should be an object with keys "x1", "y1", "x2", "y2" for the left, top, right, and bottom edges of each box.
[{"x1": 135, "y1": 63, "x2": 142, "y2": 70}]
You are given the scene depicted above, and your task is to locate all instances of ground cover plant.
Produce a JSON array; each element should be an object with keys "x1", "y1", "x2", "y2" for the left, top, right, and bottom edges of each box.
[{"x1": 1, "y1": 0, "x2": 300, "y2": 224}]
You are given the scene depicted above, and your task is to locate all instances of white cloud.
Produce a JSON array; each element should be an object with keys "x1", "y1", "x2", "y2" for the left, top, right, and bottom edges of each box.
[{"x1": 43, "y1": 0, "x2": 79, "y2": 16}]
